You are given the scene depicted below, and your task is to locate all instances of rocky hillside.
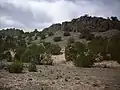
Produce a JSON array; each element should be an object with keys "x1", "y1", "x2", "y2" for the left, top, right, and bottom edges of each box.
[
  {"x1": 0, "y1": 15, "x2": 120, "y2": 38},
  {"x1": 43, "y1": 15, "x2": 120, "y2": 33},
  {"x1": 0, "y1": 15, "x2": 120, "y2": 49}
]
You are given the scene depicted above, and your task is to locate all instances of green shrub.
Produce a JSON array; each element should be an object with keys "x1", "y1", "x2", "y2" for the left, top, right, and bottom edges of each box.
[
  {"x1": 65, "y1": 42, "x2": 87, "y2": 61},
  {"x1": 4, "y1": 51, "x2": 12, "y2": 62},
  {"x1": 42, "y1": 41, "x2": 51, "y2": 52},
  {"x1": 88, "y1": 35, "x2": 120, "y2": 63},
  {"x1": 48, "y1": 32, "x2": 54, "y2": 36},
  {"x1": 79, "y1": 34, "x2": 86, "y2": 39},
  {"x1": 0, "y1": 60, "x2": 9, "y2": 70},
  {"x1": 86, "y1": 34, "x2": 94, "y2": 41},
  {"x1": 107, "y1": 36, "x2": 120, "y2": 63},
  {"x1": 41, "y1": 34, "x2": 46, "y2": 39},
  {"x1": 74, "y1": 53, "x2": 94, "y2": 67},
  {"x1": 65, "y1": 44, "x2": 76, "y2": 61},
  {"x1": 53, "y1": 37, "x2": 62, "y2": 42},
  {"x1": 15, "y1": 46, "x2": 26, "y2": 60},
  {"x1": 68, "y1": 37, "x2": 75, "y2": 44},
  {"x1": 88, "y1": 38, "x2": 107, "y2": 59},
  {"x1": 74, "y1": 42, "x2": 87, "y2": 53},
  {"x1": 40, "y1": 54, "x2": 53, "y2": 65},
  {"x1": 80, "y1": 33, "x2": 94, "y2": 40},
  {"x1": 8, "y1": 60, "x2": 23, "y2": 73},
  {"x1": 65, "y1": 42, "x2": 94, "y2": 67},
  {"x1": 0, "y1": 53, "x2": 5, "y2": 61},
  {"x1": 34, "y1": 36, "x2": 38, "y2": 40},
  {"x1": 21, "y1": 43, "x2": 45, "y2": 63},
  {"x1": 63, "y1": 32, "x2": 70, "y2": 36},
  {"x1": 28, "y1": 63, "x2": 37, "y2": 72},
  {"x1": 79, "y1": 29, "x2": 94, "y2": 40},
  {"x1": 49, "y1": 44, "x2": 61, "y2": 55}
]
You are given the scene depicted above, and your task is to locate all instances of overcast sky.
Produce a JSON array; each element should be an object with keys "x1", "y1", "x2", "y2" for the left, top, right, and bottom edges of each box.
[{"x1": 0, "y1": 0, "x2": 120, "y2": 31}]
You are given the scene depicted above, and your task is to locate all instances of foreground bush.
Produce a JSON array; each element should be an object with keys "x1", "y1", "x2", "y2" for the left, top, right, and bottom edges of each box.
[
  {"x1": 49, "y1": 44, "x2": 61, "y2": 55},
  {"x1": 63, "y1": 32, "x2": 70, "y2": 36},
  {"x1": 68, "y1": 37, "x2": 75, "y2": 44},
  {"x1": 40, "y1": 34, "x2": 46, "y2": 39},
  {"x1": 65, "y1": 44, "x2": 76, "y2": 61},
  {"x1": 8, "y1": 60, "x2": 23, "y2": 73},
  {"x1": 74, "y1": 53, "x2": 94, "y2": 67},
  {"x1": 48, "y1": 32, "x2": 54, "y2": 36},
  {"x1": 80, "y1": 29, "x2": 94, "y2": 40},
  {"x1": 107, "y1": 36, "x2": 120, "y2": 64},
  {"x1": 88, "y1": 38, "x2": 107, "y2": 61},
  {"x1": 65, "y1": 42, "x2": 94, "y2": 67},
  {"x1": 28, "y1": 63, "x2": 37, "y2": 72},
  {"x1": 40, "y1": 54, "x2": 53, "y2": 65},
  {"x1": 4, "y1": 51, "x2": 12, "y2": 62},
  {"x1": 0, "y1": 53, "x2": 4, "y2": 62},
  {"x1": 0, "y1": 60, "x2": 9, "y2": 70},
  {"x1": 21, "y1": 43, "x2": 45, "y2": 63},
  {"x1": 88, "y1": 36, "x2": 120, "y2": 63},
  {"x1": 42, "y1": 41, "x2": 51, "y2": 53},
  {"x1": 53, "y1": 37, "x2": 62, "y2": 42}
]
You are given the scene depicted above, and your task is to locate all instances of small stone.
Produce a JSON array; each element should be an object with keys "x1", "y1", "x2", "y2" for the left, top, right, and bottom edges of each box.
[
  {"x1": 75, "y1": 77, "x2": 80, "y2": 80},
  {"x1": 52, "y1": 81, "x2": 55, "y2": 84},
  {"x1": 39, "y1": 70, "x2": 42, "y2": 72},
  {"x1": 28, "y1": 78, "x2": 32, "y2": 81},
  {"x1": 92, "y1": 83, "x2": 99, "y2": 87},
  {"x1": 65, "y1": 78, "x2": 68, "y2": 82}
]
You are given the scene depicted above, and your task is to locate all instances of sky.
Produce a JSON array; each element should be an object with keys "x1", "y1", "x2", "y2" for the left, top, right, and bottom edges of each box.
[{"x1": 0, "y1": 0, "x2": 120, "y2": 31}]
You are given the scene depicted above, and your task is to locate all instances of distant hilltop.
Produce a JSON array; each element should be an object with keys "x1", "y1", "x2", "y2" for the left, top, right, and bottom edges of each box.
[
  {"x1": 43, "y1": 14, "x2": 120, "y2": 33},
  {"x1": 0, "y1": 15, "x2": 120, "y2": 37}
]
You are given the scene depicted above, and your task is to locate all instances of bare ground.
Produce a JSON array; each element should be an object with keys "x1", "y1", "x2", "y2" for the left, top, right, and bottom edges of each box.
[
  {"x1": 0, "y1": 54, "x2": 120, "y2": 90},
  {"x1": 0, "y1": 64, "x2": 120, "y2": 90}
]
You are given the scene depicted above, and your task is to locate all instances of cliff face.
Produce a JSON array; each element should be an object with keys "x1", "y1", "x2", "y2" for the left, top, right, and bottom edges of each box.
[{"x1": 43, "y1": 15, "x2": 120, "y2": 33}]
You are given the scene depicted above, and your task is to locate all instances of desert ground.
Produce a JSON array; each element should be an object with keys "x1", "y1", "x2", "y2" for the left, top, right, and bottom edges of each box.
[{"x1": 0, "y1": 54, "x2": 120, "y2": 90}]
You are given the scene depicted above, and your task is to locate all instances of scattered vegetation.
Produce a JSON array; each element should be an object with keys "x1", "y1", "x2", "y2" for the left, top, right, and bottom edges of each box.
[
  {"x1": 88, "y1": 38, "x2": 107, "y2": 61},
  {"x1": 65, "y1": 42, "x2": 94, "y2": 67},
  {"x1": 88, "y1": 35, "x2": 120, "y2": 63},
  {"x1": 49, "y1": 44, "x2": 61, "y2": 55},
  {"x1": 40, "y1": 34, "x2": 46, "y2": 39},
  {"x1": 80, "y1": 29, "x2": 94, "y2": 40},
  {"x1": 4, "y1": 51, "x2": 12, "y2": 62},
  {"x1": 40, "y1": 54, "x2": 53, "y2": 65},
  {"x1": 53, "y1": 36, "x2": 62, "y2": 42},
  {"x1": 21, "y1": 43, "x2": 45, "y2": 63},
  {"x1": 68, "y1": 37, "x2": 75, "y2": 44},
  {"x1": 48, "y1": 32, "x2": 54, "y2": 36},
  {"x1": 65, "y1": 43, "x2": 76, "y2": 61},
  {"x1": 63, "y1": 32, "x2": 71, "y2": 36},
  {"x1": 8, "y1": 60, "x2": 23, "y2": 73},
  {"x1": 28, "y1": 63, "x2": 37, "y2": 72},
  {"x1": 74, "y1": 53, "x2": 93, "y2": 67},
  {"x1": 107, "y1": 35, "x2": 120, "y2": 63},
  {"x1": 0, "y1": 14, "x2": 120, "y2": 71}
]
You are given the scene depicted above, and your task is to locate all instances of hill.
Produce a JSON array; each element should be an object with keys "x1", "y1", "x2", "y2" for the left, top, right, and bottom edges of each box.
[
  {"x1": 1, "y1": 15, "x2": 120, "y2": 48},
  {"x1": 0, "y1": 15, "x2": 120, "y2": 90}
]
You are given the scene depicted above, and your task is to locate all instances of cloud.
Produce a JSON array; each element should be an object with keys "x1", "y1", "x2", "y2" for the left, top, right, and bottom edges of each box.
[{"x1": 0, "y1": 0, "x2": 120, "y2": 31}]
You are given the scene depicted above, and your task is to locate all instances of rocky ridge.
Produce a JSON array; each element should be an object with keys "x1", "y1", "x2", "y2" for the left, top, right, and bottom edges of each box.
[{"x1": 43, "y1": 15, "x2": 120, "y2": 33}]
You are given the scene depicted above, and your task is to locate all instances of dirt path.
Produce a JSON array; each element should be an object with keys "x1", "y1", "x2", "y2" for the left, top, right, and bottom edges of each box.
[{"x1": 52, "y1": 54, "x2": 66, "y2": 65}]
